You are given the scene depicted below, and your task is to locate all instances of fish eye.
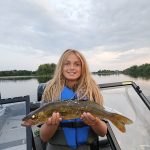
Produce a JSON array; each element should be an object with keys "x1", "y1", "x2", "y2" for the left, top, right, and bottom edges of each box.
[{"x1": 31, "y1": 115, "x2": 37, "y2": 119}]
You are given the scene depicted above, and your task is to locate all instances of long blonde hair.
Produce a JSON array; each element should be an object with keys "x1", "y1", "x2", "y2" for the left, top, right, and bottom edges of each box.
[{"x1": 42, "y1": 49, "x2": 104, "y2": 105}]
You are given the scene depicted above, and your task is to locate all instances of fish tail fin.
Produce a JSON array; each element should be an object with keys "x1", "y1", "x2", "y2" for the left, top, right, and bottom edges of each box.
[{"x1": 109, "y1": 113, "x2": 133, "y2": 133}]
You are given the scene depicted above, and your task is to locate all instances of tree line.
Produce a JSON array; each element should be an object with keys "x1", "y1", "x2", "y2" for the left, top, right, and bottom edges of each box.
[
  {"x1": 0, "y1": 63, "x2": 56, "y2": 77},
  {"x1": 93, "y1": 63, "x2": 150, "y2": 77},
  {"x1": 95, "y1": 69, "x2": 121, "y2": 74},
  {"x1": 122, "y1": 63, "x2": 150, "y2": 77},
  {"x1": 0, "y1": 63, "x2": 149, "y2": 77}
]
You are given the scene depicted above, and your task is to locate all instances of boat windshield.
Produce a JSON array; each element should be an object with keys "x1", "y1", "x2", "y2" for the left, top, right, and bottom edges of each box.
[
  {"x1": 101, "y1": 85, "x2": 150, "y2": 150},
  {"x1": 0, "y1": 102, "x2": 27, "y2": 150}
]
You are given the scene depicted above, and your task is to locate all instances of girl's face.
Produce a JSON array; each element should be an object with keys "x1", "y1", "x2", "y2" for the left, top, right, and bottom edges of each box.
[{"x1": 62, "y1": 53, "x2": 82, "y2": 81}]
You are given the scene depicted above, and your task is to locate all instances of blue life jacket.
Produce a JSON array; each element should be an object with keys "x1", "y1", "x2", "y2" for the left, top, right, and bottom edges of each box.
[{"x1": 60, "y1": 86, "x2": 90, "y2": 149}]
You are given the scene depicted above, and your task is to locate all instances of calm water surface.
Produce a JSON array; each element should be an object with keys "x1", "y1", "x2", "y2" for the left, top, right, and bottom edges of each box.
[{"x1": 0, "y1": 74, "x2": 149, "y2": 102}]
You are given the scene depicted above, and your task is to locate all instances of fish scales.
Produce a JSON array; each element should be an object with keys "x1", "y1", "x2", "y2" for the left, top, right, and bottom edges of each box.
[{"x1": 22, "y1": 99, "x2": 133, "y2": 133}]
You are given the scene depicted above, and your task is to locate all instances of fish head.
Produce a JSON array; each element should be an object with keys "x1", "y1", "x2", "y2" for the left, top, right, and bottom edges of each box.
[{"x1": 21, "y1": 111, "x2": 47, "y2": 126}]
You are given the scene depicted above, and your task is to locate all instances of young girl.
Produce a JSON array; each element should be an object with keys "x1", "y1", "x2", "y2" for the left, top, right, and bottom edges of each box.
[{"x1": 40, "y1": 49, "x2": 107, "y2": 150}]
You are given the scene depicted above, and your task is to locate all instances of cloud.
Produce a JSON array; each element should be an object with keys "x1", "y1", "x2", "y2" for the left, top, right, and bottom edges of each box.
[
  {"x1": 0, "y1": 0, "x2": 150, "y2": 71},
  {"x1": 82, "y1": 47, "x2": 150, "y2": 71}
]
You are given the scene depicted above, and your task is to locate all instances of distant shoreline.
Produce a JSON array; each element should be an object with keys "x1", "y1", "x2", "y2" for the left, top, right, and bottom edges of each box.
[
  {"x1": 0, "y1": 73, "x2": 149, "y2": 80},
  {"x1": 0, "y1": 75, "x2": 49, "y2": 79}
]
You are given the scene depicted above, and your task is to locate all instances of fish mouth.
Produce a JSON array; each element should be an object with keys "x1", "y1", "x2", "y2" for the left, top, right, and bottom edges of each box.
[
  {"x1": 21, "y1": 119, "x2": 36, "y2": 126},
  {"x1": 21, "y1": 121, "x2": 31, "y2": 127}
]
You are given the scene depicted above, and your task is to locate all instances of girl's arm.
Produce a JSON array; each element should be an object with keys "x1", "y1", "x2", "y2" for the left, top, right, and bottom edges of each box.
[
  {"x1": 81, "y1": 112, "x2": 107, "y2": 137},
  {"x1": 40, "y1": 112, "x2": 62, "y2": 142}
]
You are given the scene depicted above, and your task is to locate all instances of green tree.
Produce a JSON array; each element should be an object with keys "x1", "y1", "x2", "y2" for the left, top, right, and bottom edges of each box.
[
  {"x1": 123, "y1": 63, "x2": 150, "y2": 77},
  {"x1": 36, "y1": 63, "x2": 56, "y2": 75}
]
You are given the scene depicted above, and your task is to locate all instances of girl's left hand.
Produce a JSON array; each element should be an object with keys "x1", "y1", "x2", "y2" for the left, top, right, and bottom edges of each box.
[{"x1": 81, "y1": 112, "x2": 99, "y2": 126}]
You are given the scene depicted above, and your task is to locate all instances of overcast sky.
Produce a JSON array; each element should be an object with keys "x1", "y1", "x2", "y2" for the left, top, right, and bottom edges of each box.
[{"x1": 0, "y1": 0, "x2": 150, "y2": 72}]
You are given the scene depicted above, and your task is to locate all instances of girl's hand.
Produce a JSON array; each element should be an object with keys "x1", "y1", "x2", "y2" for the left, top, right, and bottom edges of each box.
[
  {"x1": 81, "y1": 112, "x2": 107, "y2": 136},
  {"x1": 40, "y1": 112, "x2": 62, "y2": 142},
  {"x1": 81, "y1": 112, "x2": 99, "y2": 126},
  {"x1": 45, "y1": 112, "x2": 62, "y2": 127}
]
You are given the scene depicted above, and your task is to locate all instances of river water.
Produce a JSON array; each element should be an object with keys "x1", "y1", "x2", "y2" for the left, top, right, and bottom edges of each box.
[{"x1": 0, "y1": 74, "x2": 149, "y2": 102}]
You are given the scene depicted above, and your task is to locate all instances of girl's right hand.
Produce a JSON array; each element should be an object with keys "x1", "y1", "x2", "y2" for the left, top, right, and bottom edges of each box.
[
  {"x1": 40, "y1": 112, "x2": 62, "y2": 142},
  {"x1": 45, "y1": 112, "x2": 62, "y2": 127}
]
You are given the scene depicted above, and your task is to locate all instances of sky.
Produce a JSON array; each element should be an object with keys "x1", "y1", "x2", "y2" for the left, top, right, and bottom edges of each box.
[{"x1": 0, "y1": 0, "x2": 150, "y2": 72}]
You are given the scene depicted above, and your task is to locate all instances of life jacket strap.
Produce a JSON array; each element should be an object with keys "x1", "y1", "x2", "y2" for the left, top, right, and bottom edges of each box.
[{"x1": 60, "y1": 122, "x2": 87, "y2": 128}]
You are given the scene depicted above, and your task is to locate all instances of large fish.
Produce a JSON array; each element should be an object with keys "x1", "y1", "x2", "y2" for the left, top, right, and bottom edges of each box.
[{"x1": 22, "y1": 99, "x2": 133, "y2": 132}]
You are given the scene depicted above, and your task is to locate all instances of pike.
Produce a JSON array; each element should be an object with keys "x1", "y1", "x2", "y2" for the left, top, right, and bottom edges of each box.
[{"x1": 22, "y1": 100, "x2": 133, "y2": 133}]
